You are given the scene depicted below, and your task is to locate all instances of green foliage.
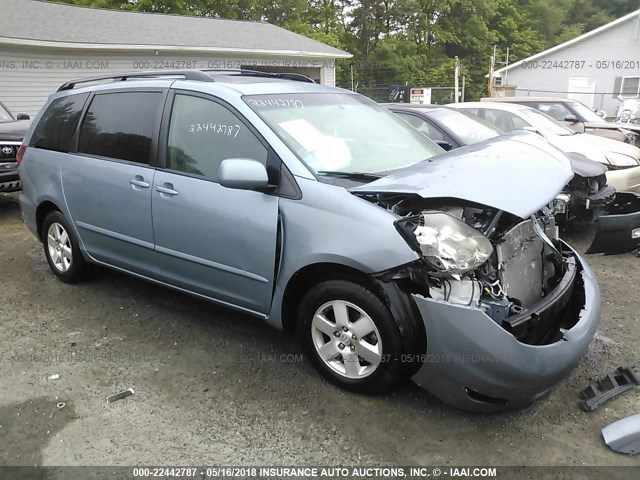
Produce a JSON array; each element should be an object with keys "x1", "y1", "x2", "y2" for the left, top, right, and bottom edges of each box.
[{"x1": 54, "y1": 0, "x2": 640, "y2": 100}]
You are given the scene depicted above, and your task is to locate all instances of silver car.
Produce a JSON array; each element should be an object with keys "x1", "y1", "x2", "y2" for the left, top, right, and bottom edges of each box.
[{"x1": 19, "y1": 70, "x2": 600, "y2": 412}]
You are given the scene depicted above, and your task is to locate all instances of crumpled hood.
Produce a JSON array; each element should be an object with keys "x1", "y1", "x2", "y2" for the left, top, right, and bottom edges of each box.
[
  {"x1": 552, "y1": 133, "x2": 640, "y2": 164},
  {"x1": 0, "y1": 119, "x2": 32, "y2": 141},
  {"x1": 350, "y1": 131, "x2": 573, "y2": 218},
  {"x1": 568, "y1": 152, "x2": 608, "y2": 177}
]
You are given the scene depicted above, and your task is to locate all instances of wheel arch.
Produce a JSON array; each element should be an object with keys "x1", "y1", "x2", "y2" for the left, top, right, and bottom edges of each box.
[
  {"x1": 280, "y1": 262, "x2": 382, "y2": 333},
  {"x1": 35, "y1": 200, "x2": 63, "y2": 241},
  {"x1": 281, "y1": 261, "x2": 427, "y2": 379}
]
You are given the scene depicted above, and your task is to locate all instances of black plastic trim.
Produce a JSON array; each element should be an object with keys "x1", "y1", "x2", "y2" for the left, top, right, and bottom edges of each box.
[
  {"x1": 503, "y1": 256, "x2": 577, "y2": 330},
  {"x1": 579, "y1": 363, "x2": 640, "y2": 412}
]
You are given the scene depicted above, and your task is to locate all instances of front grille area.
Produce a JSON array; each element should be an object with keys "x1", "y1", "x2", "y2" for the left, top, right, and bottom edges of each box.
[{"x1": 0, "y1": 143, "x2": 18, "y2": 161}]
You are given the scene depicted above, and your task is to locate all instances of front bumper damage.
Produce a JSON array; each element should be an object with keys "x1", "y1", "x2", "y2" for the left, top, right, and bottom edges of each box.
[
  {"x1": 586, "y1": 191, "x2": 640, "y2": 254},
  {"x1": 409, "y1": 245, "x2": 600, "y2": 412}
]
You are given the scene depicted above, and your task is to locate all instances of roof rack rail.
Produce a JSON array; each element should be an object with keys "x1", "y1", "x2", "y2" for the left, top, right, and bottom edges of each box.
[
  {"x1": 201, "y1": 69, "x2": 316, "y2": 84},
  {"x1": 58, "y1": 68, "x2": 316, "y2": 91},
  {"x1": 57, "y1": 70, "x2": 214, "y2": 91}
]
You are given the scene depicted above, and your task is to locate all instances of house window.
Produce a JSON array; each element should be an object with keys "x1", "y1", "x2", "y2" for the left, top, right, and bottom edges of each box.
[{"x1": 621, "y1": 77, "x2": 640, "y2": 97}]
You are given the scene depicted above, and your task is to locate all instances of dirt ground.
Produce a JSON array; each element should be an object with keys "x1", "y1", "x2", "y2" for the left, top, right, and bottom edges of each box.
[{"x1": 1, "y1": 191, "x2": 639, "y2": 471}]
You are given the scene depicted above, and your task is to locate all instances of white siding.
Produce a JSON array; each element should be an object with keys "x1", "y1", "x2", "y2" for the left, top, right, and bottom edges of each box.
[
  {"x1": 321, "y1": 60, "x2": 336, "y2": 86},
  {"x1": 497, "y1": 17, "x2": 640, "y2": 115},
  {"x1": 0, "y1": 45, "x2": 330, "y2": 116}
]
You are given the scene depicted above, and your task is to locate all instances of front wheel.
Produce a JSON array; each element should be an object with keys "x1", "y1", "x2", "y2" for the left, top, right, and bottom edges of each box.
[
  {"x1": 42, "y1": 211, "x2": 90, "y2": 283},
  {"x1": 297, "y1": 280, "x2": 406, "y2": 394}
]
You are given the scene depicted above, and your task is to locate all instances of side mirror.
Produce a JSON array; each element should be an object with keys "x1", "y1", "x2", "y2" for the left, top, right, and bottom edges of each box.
[
  {"x1": 564, "y1": 114, "x2": 578, "y2": 123},
  {"x1": 435, "y1": 140, "x2": 454, "y2": 151},
  {"x1": 16, "y1": 113, "x2": 30, "y2": 120},
  {"x1": 218, "y1": 159, "x2": 270, "y2": 191},
  {"x1": 596, "y1": 110, "x2": 607, "y2": 119}
]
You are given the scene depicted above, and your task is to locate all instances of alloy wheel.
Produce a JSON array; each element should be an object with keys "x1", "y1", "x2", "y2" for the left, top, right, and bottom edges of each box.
[
  {"x1": 47, "y1": 222, "x2": 73, "y2": 273},
  {"x1": 311, "y1": 300, "x2": 383, "y2": 379}
]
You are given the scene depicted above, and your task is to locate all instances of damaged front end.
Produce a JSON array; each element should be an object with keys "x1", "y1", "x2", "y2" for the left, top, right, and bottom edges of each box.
[
  {"x1": 554, "y1": 156, "x2": 640, "y2": 255},
  {"x1": 363, "y1": 194, "x2": 600, "y2": 411},
  {"x1": 586, "y1": 191, "x2": 640, "y2": 255},
  {"x1": 349, "y1": 134, "x2": 600, "y2": 411},
  {"x1": 375, "y1": 196, "x2": 583, "y2": 346}
]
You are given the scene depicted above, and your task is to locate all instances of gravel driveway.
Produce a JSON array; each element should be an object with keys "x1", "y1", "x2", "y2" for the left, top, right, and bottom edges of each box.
[{"x1": 1, "y1": 192, "x2": 639, "y2": 472}]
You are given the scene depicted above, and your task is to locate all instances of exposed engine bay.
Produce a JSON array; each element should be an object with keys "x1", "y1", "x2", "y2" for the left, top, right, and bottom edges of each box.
[
  {"x1": 361, "y1": 194, "x2": 585, "y2": 346},
  {"x1": 553, "y1": 172, "x2": 615, "y2": 225}
]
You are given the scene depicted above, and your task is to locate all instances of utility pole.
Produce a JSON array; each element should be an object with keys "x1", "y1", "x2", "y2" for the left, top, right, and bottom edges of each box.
[
  {"x1": 462, "y1": 75, "x2": 466, "y2": 102},
  {"x1": 350, "y1": 65, "x2": 354, "y2": 91},
  {"x1": 504, "y1": 47, "x2": 510, "y2": 84},
  {"x1": 454, "y1": 56, "x2": 460, "y2": 103},
  {"x1": 488, "y1": 54, "x2": 495, "y2": 97}
]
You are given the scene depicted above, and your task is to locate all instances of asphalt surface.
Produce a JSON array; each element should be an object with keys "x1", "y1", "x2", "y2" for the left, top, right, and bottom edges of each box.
[{"x1": 1, "y1": 191, "x2": 639, "y2": 472}]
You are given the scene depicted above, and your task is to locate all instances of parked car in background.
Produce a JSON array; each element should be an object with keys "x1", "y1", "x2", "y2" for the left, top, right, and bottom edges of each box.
[
  {"x1": 383, "y1": 103, "x2": 502, "y2": 151},
  {"x1": 449, "y1": 101, "x2": 640, "y2": 193},
  {"x1": 387, "y1": 103, "x2": 639, "y2": 254},
  {"x1": 19, "y1": 69, "x2": 600, "y2": 412},
  {"x1": 481, "y1": 96, "x2": 638, "y2": 145},
  {"x1": 0, "y1": 101, "x2": 30, "y2": 193},
  {"x1": 616, "y1": 96, "x2": 640, "y2": 126}
]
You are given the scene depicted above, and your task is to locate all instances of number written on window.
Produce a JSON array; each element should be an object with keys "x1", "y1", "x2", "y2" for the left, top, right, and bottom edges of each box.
[{"x1": 188, "y1": 123, "x2": 241, "y2": 137}]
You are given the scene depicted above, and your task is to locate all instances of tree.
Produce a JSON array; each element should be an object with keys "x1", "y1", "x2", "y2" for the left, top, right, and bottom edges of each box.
[{"x1": 53, "y1": 0, "x2": 640, "y2": 100}]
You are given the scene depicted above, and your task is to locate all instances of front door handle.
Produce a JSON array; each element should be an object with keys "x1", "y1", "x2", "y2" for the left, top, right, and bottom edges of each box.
[
  {"x1": 155, "y1": 183, "x2": 179, "y2": 196},
  {"x1": 129, "y1": 175, "x2": 150, "y2": 189}
]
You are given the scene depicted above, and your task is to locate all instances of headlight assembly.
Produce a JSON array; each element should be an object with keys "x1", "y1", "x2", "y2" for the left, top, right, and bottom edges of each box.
[
  {"x1": 605, "y1": 152, "x2": 639, "y2": 168},
  {"x1": 396, "y1": 211, "x2": 493, "y2": 276}
]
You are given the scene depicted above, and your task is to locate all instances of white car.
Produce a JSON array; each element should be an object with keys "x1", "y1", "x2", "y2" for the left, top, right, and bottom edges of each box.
[{"x1": 450, "y1": 102, "x2": 640, "y2": 192}]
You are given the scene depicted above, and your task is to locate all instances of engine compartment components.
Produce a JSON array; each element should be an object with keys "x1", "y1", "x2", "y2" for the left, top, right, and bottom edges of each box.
[
  {"x1": 429, "y1": 277, "x2": 481, "y2": 307},
  {"x1": 367, "y1": 192, "x2": 577, "y2": 345},
  {"x1": 579, "y1": 363, "x2": 640, "y2": 412},
  {"x1": 495, "y1": 219, "x2": 546, "y2": 308}
]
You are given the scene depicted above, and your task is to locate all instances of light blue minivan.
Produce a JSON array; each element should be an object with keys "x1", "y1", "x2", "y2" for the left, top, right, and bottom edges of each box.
[{"x1": 19, "y1": 70, "x2": 600, "y2": 411}]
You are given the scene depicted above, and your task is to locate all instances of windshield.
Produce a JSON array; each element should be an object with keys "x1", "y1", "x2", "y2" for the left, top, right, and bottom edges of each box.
[
  {"x1": 244, "y1": 93, "x2": 443, "y2": 175},
  {"x1": 519, "y1": 108, "x2": 576, "y2": 136},
  {"x1": 428, "y1": 108, "x2": 502, "y2": 145},
  {"x1": 0, "y1": 103, "x2": 12, "y2": 122},
  {"x1": 569, "y1": 101, "x2": 603, "y2": 122}
]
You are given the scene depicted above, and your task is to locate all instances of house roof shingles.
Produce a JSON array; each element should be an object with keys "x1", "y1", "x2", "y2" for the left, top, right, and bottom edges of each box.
[{"x1": 0, "y1": 0, "x2": 351, "y2": 58}]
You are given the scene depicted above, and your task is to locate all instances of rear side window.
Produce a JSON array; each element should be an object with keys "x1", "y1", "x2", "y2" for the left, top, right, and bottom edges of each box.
[
  {"x1": 78, "y1": 92, "x2": 163, "y2": 164},
  {"x1": 29, "y1": 93, "x2": 89, "y2": 152}
]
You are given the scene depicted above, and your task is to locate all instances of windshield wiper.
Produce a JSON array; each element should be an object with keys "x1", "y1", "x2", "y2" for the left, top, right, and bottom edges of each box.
[{"x1": 317, "y1": 170, "x2": 383, "y2": 180}]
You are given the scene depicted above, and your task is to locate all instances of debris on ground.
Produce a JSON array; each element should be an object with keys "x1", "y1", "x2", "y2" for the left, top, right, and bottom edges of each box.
[{"x1": 106, "y1": 388, "x2": 135, "y2": 403}]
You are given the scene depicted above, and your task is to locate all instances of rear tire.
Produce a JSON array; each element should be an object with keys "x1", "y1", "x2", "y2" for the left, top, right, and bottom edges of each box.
[
  {"x1": 297, "y1": 279, "x2": 406, "y2": 394},
  {"x1": 42, "y1": 211, "x2": 90, "y2": 283}
]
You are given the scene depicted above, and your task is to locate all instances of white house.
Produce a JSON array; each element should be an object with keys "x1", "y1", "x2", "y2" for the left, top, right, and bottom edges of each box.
[
  {"x1": 493, "y1": 9, "x2": 640, "y2": 116},
  {"x1": 0, "y1": 0, "x2": 351, "y2": 116}
]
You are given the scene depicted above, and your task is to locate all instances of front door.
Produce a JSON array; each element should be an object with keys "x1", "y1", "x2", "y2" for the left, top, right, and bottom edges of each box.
[{"x1": 151, "y1": 92, "x2": 279, "y2": 315}]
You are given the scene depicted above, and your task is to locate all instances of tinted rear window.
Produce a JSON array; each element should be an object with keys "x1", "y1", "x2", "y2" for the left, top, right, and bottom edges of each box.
[
  {"x1": 78, "y1": 92, "x2": 163, "y2": 164},
  {"x1": 29, "y1": 93, "x2": 89, "y2": 152}
]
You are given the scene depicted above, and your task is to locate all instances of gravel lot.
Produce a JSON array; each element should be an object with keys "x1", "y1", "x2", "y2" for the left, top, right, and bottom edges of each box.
[{"x1": 1, "y1": 191, "x2": 639, "y2": 472}]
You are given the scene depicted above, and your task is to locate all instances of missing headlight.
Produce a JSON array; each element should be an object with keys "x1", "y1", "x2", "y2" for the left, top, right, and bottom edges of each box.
[{"x1": 396, "y1": 211, "x2": 493, "y2": 277}]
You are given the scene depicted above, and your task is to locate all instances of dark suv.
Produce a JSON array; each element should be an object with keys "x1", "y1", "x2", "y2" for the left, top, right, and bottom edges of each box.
[{"x1": 0, "y1": 101, "x2": 31, "y2": 192}]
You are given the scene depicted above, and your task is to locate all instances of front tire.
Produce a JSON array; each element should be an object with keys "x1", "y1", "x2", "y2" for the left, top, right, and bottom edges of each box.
[
  {"x1": 42, "y1": 211, "x2": 89, "y2": 283},
  {"x1": 297, "y1": 279, "x2": 405, "y2": 394}
]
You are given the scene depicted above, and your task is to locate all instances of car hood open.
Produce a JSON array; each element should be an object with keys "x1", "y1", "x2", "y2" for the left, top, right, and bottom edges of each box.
[{"x1": 350, "y1": 131, "x2": 573, "y2": 219}]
